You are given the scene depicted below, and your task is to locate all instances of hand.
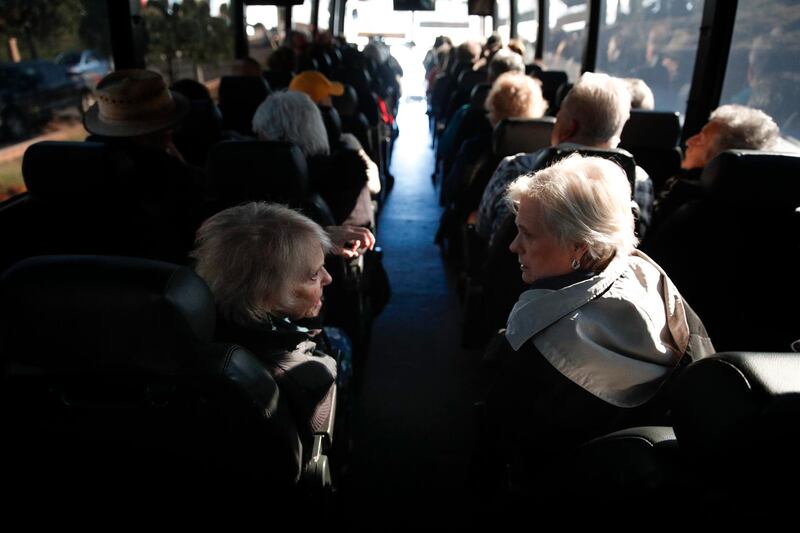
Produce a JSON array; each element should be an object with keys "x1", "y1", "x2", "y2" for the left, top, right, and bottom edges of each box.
[{"x1": 326, "y1": 225, "x2": 376, "y2": 259}]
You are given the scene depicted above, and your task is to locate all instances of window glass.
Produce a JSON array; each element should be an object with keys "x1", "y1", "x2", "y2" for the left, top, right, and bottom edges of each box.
[
  {"x1": 496, "y1": 0, "x2": 511, "y2": 44},
  {"x1": 516, "y1": 0, "x2": 538, "y2": 64},
  {"x1": 596, "y1": 0, "x2": 703, "y2": 113},
  {"x1": 318, "y1": 0, "x2": 332, "y2": 32},
  {"x1": 245, "y1": 5, "x2": 281, "y2": 69},
  {"x1": 144, "y1": 0, "x2": 235, "y2": 83},
  {"x1": 544, "y1": 0, "x2": 588, "y2": 82},
  {"x1": 0, "y1": 0, "x2": 108, "y2": 202},
  {"x1": 719, "y1": 0, "x2": 800, "y2": 143}
]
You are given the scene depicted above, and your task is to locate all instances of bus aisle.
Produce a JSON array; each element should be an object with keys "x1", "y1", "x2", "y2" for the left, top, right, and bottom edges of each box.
[{"x1": 342, "y1": 97, "x2": 483, "y2": 525}]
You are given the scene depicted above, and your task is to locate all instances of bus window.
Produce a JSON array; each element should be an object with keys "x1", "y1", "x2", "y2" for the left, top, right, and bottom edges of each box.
[
  {"x1": 496, "y1": 0, "x2": 511, "y2": 44},
  {"x1": 318, "y1": 0, "x2": 332, "y2": 32},
  {"x1": 718, "y1": 0, "x2": 800, "y2": 144},
  {"x1": 142, "y1": 0, "x2": 234, "y2": 84},
  {"x1": 544, "y1": 0, "x2": 588, "y2": 82},
  {"x1": 245, "y1": 5, "x2": 280, "y2": 68},
  {"x1": 516, "y1": 0, "x2": 539, "y2": 64},
  {"x1": 0, "y1": 0, "x2": 108, "y2": 203},
  {"x1": 596, "y1": 0, "x2": 703, "y2": 114}
]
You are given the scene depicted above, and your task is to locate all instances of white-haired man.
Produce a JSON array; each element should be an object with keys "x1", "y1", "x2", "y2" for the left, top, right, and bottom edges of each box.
[
  {"x1": 652, "y1": 104, "x2": 779, "y2": 228},
  {"x1": 476, "y1": 72, "x2": 654, "y2": 246}
]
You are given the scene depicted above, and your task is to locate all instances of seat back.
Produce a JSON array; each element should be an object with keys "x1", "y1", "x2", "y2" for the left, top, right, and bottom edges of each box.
[
  {"x1": 206, "y1": 140, "x2": 309, "y2": 208},
  {"x1": 173, "y1": 98, "x2": 225, "y2": 167},
  {"x1": 535, "y1": 70, "x2": 568, "y2": 114},
  {"x1": 643, "y1": 150, "x2": 800, "y2": 352},
  {"x1": 0, "y1": 255, "x2": 304, "y2": 496},
  {"x1": 492, "y1": 117, "x2": 556, "y2": 159},
  {"x1": 620, "y1": 110, "x2": 683, "y2": 190},
  {"x1": 20, "y1": 140, "x2": 203, "y2": 263},
  {"x1": 218, "y1": 75, "x2": 271, "y2": 136}
]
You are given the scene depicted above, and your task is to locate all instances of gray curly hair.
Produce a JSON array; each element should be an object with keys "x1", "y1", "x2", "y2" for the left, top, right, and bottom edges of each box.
[
  {"x1": 252, "y1": 91, "x2": 330, "y2": 157},
  {"x1": 709, "y1": 104, "x2": 779, "y2": 153}
]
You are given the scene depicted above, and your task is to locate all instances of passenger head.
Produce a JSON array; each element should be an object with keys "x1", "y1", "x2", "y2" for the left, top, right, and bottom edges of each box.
[
  {"x1": 507, "y1": 154, "x2": 636, "y2": 283},
  {"x1": 192, "y1": 202, "x2": 333, "y2": 325},
  {"x1": 252, "y1": 91, "x2": 330, "y2": 157},
  {"x1": 456, "y1": 40, "x2": 482, "y2": 66},
  {"x1": 84, "y1": 69, "x2": 190, "y2": 152},
  {"x1": 289, "y1": 70, "x2": 344, "y2": 106},
  {"x1": 551, "y1": 72, "x2": 631, "y2": 148},
  {"x1": 232, "y1": 56, "x2": 263, "y2": 77},
  {"x1": 488, "y1": 48, "x2": 525, "y2": 84},
  {"x1": 682, "y1": 104, "x2": 779, "y2": 169},
  {"x1": 507, "y1": 38, "x2": 526, "y2": 58},
  {"x1": 485, "y1": 72, "x2": 547, "y2": 126},
  {"x1": 623, "y1": 78, "x2": 655, "y2": 110},
  {"x1": 267, "y1": 46, "x2": 297, "y2": 73}
]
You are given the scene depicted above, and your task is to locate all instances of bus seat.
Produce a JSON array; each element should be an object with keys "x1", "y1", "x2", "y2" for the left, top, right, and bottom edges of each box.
[
  {"x1": 263, "y1": 70, "x2": 293, "y2": 91},
  {"x1": 319, "y1": 103, "x2": 345, "y2": 151},
  {"x1": 492, "y1": 117, "x2": 556, "y2": 159},
  {"x1": 206, "y1": 140, "x2": 309, "y2": 209},
  {"x1": 21, "y1": 140, "x2": 204, "y2": 264},
  {"x1": 0, "y1": 255, "x2": 326, "y2": 499},
  {"x1": 534, "y1": 70, "x2": 568, "y2": 115},
  {"x1": 552, "y1": 351, "x2": 800, "y2": 520},
  {"x1": 218, "y1": 75, "x2": 271, "y2": 137},
  {"x1": 642, "y1": 149, "x2": 800, "y2": 352},
  {"x1": 173, "y1": 98, "x2": 225, "y2": 168},
  {"x1": 470, "y1": 82, "x2": 491, "y2": 111},
  {"x1": 620, "y1": 110, "x2": 683, "y2": 191}
]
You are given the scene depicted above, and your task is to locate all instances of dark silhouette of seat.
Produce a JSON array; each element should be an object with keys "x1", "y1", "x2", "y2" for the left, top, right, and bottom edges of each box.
[
  {"x1": 642, "y1": 149, "x2": 800, "y2": 352},
  {"x1": 620, "y1": 110, "x2": 683, "y2": 191},
  {"x1": 18, "y1": 140, "x2": 205, "y2": 265},
  {"x1": 492, "y1": 117, "x2": 557, "y2": 159},
  {"x1": 534, "y1": 70, "x2": 568, "y2": 116},
  {"x1": 218, "y1": 75, "x2": 271, "y2": 136},
  {"x1": 0, "y1": 255, "x2": 329, "y2": 501}
]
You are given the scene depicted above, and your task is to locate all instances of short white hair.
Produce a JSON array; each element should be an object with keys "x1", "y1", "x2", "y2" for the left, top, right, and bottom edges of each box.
[
  {"x1": 559, "y1": 72, "x2": 631, "y2": 147},
  {"x1": 252, "y1": 91, "x2": 330, "y2": 157},
  {"x1": 192, "y1": 202, "x2": 333, "y2": 327},
  {"x1": 488, "y1": 48, "x2": 525, "y2": 83},
  {"x1": 709, "y1": 104, "x2": 779, "y2": 153},
  {"x1": 623, "y1": 78, "x2": 655, "y2": 110},
  {"x1": 506, "y1": 153, "x2": 637, "y2": 268}
]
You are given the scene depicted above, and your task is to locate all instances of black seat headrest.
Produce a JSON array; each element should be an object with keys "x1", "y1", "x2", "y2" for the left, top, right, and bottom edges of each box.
[
  {"x1": 470, "y1": 83, "x2": 491, "y2": 109},
  {"x1": 701, "y1": 149, "x2": 800, "y2": 210},
  {"x1": 218, "y1": 76, "x2": 271, "y2": 135},
  {"x1": 318, "y1": 104, "x2": 343, "y2": 146},
  {"x1": 457, "y1": 68, "x2": 486, "y2": 92},
  {"x1": 0, "y1": 255, "x2": 215, "y2": 372},
  {"x1": 22, "y1": 141, "x2": 135, "y2": 201},
  {"x1": 332, "y1": 84, "x2": 359, "y2": 118},
  {"x1": 620, "y1": 110, "x2": 681, "y2": 148},
  {"x1": 672, "y1": 352, "x2": 800, "y2": 473},
  {"x1": 493, "y1": 117, "x2": 556, "y2": 159},
  {"x1": 546, "y1": 145, "x2": 638, "y2": 193},
  {"x1": 263, "y1": 70, "x2": 293, "y2": 91},
  {"x1": 207, "y1": 140, "x2": 309, "y2": 206},
  {"x1": 535, "y1": 70, "x2": 568, "y2": 104}
]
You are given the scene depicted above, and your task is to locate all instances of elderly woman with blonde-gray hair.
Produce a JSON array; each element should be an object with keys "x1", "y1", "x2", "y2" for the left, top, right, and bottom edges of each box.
[
  {"x1": 486, "y1": 153, "x2": 714, "y2": 461},
  {"x1": 192, "y1": 202, "x2": 370, "y2": 438}
]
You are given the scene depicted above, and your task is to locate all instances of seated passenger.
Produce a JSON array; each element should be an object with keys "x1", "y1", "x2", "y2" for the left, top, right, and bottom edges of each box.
[
  {"x1": 485, "y1": 154, "x2": 714, "y2": 463},
  {"x1": 623, "y1": 77, "x2": 655, "y2": 110},
  {"x1": 83, "y1": 69, "x2": 207, "y2": 257},
  {"x1": 652, "y1": 104, "x2": 779, "y2": 228},
  {"x1": 476, "y1": 72, "x2": 654, "y2": 246},
  {"x1": 252, "y1": 91, "x2": 377, "y2": 227},
  {"x1": 443, "y1": 71, "x2": 547, "y2": 211},
  {"x1": 192, "y1": 202, "x2": 362, "y2": 437}
]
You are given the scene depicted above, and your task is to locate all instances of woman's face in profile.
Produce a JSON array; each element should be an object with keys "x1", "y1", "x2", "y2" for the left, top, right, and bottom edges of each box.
[
  {"x1": 281, "y1": 245, "x2": 332, "y2": 320},
  {"x1": 509, "y1": 196, "x2": 576, "y2": 284}
]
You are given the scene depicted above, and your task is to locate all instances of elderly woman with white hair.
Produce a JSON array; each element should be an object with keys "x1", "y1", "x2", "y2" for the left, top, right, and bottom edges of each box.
[
  {"x1": 652, "y1": 104, "x2": 779, "y2": 228},
  {"x1": 192, "y1": 202, "x2": 358, "y2": 439},
  {"x1": 485, "y1": 154, "x2": 714, "y2": 462},
  {"x1": 252, "y1": 91, "x2": 377, "y2": 228}
]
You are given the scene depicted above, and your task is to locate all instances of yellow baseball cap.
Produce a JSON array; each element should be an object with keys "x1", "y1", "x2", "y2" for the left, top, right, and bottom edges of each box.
[{"x1": 289, "y1": 71, "x2": 345, "y2": 103}]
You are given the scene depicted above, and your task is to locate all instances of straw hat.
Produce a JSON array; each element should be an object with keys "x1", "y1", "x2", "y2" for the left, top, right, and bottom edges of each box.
[
  {"x1": 288, "y1": 71, "x2": 344, "y2": 104},
  {"x1": 84, "y1": 69, "x2": 190, "y2": 137}
]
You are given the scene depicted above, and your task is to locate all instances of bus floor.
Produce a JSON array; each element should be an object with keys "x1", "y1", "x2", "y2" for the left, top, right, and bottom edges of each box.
[{"x1": 340, "y1": 99, "x2": 485, "y2": 526}]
